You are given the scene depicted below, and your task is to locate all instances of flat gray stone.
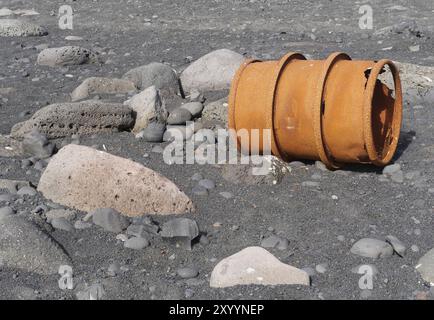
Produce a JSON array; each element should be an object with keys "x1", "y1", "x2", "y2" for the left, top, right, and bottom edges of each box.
[
  {"x1": 416, "y1": 248, "x2": 434, "y2": 284},
  {"x1": 177, "y1": 267, "x2": 199, "y2": 279},
  {"x1": 92, "y1": 208, "x2": 130, "y2": 233},
  {"x1": 51, "y1": 217, "x2": 73, "y2": 232},
  {"x1": 350, "y1": 238, "x2": 394, "y2": 259},
  {"x1": 124, "y1": 237, "x2": 149, "y2": 250},
  {"x1": 180, "y1": 102, "x2": 203, "y2": 117},
  {"x1": 385, "y1": 235, "x2": 407, "y2": 256}
]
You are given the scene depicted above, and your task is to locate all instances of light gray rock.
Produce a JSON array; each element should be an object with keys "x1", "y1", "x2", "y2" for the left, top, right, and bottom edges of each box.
[
  {"x1": 177, "y1": 267, "x2": 199, "y2": 279},
  {"x1": 163, "y1": 124, "x2": 194, "y2": 142},
  {"x1": 92, "y1": 208, "x2": 130, "y2": 233},
  {"x1": 382, "y1": 163, "x2": 401, "y2": 175},
  {"x1": 0, "y1": 215, "x2": 70, "y2": 275},
  {"x1": 260, "y1": 235, "x2": 289, "y2": 251},
  {"x1": 0, "y1": 19, "x2": 47, "y2": 37},
  {"x1": 17, "y1": 186, "x2": 37, "y2": 196},
  {"x1": 0, "y1": 206, "x2": 14, "y2": 219},
  {"x1": 385, "y1": 235, "x2": 407, "y2": 256},
  {"x1": 126, "y1": 224, "x2": 149, "y2": 238},
  {"x1": 141, "y1": 122, "x2": 166, "y2": 142},
  {"x1": 390, "y1": 170, "x2": 404, "y2": 183},
  {"x1": 0, "y1": 179, "x2": 30, "y2": 194},
  {"x1": 11, "y1": 100, "x2": 134, "y2": 139},
  {"x1": 45, "y1": 209, "x2": 76, "y2": 222},
  {"x1": 124, "y1": 236, "x2": 149, "y2": 250},
  {"x1": 37, "y1": 46, "x2": 101, "y2": 66},
  {"x1": 192, "y1": 185, "x2": 208, "y2": 196},
  {"x1": 416, "y1": 248, "x2": 434, "y2": 284},
  {"x1": 71, "y1": 77, "x2": 137, "y2": 101},
  {"x1": 350, "y1": 238, "x2": 394, "y2": 259},
  {"x1": 51, "y1": 217, "x2": 73, "y2": 232},
  {"x1": 74, "y1": 220, "x2": 92, "y2": 230},
  {"x1": 202, "y1": 98, "x2": 228, "y2": 125},
  {"x1": 210, "y1": 246, "x2": 310, "y2": 287},
  {"x1": 198, "y1": 179, "x2": 215, "y2": 190},
  {"x1": 122, "y1": 62, "x2": 179, "y2": 92},
  {"x1": 160, "y1": 218, "x2": 199, "y2": 250},
  {"x1": 180, "y1": 102, "x2": 203, "y2": 118},
  {"x1": 315, "y1": 263, "x2": 328, "y2": 274},
  {"x1": 37, "y1": 145, "x2": 194, "y2": 216},
  {"x1": 180, "y1": 49, "x2": 245, "y2": 92},
  {"x1": 123, "y1": 86, "x2": 168, "y2": 133},
  {"x1": 167, "y1": 108, "x2": 192, "y2": 125},
  {"x1": 22, "y1": 129, "x2": 55, "y2": 159}
]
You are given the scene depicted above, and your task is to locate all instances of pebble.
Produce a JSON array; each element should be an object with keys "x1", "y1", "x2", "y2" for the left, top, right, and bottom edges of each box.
[
  {"x1": 382, "y1": 164, "x2": 401, "y2": 175},
  {"x1": 177, "y1": 267, "x2": 199, "y2": 279},
  {"x1": 315, "y1": 263, "x2": 328, "y2": 274},
  {"x1": 142, "y1": 122, "x2": 166, "y2": 142},
  {"x1": 22, "y1": 129, "x2": 55, "y2": 159},
  {"x1": 315, "y1": 161, "x2": 328, "y2": 171},
  {"x1": 124, "y1": 237, "x2": 149, "y2": 250},
  {"x1": 167, "y1": 108, "x2": 192, "y2": 125},
  {"x1": 0, "y1": 206, "x2": 15, "y2": 218},
  {"x1": 385, "y1": 235, "x2": 407, "y2": 256},
  {"x1": 350, "y1": 238, "x2": 394, "y2": 259},
  {"x1": 184, "y1": 288, "x2": 195, "y2": 298},
  {"x1": 198, "y1": 179, "x2": 215, "y2": 190},
  {"x1": 411, "y1": 245, "x2": 419, "y2": 252},
  {"x1": 151, "y1": 145, "x2": 164, "y2": 153},
  {"x1": 16, "y1": 186, "x2": 37, "y2": 196},
  {"x1": 51, "y1": 217, "x2": 73, "y2": 232},
  {"x1": 390, "y1": 170, "x2": 404, "y2": 183},
  {"x1": 219, "y1": 191, "x2": 233, "y2": 199},
  {"x1": 192, "y1": 185, "x2": 208, "y2": 196},
  {"x1": 160, "y1": 218, "x2": 199, "y2": 250},
  {"x1": 260, "y1": 235, "x2": 289, "y2": 251},
  {"x1": 92, "y1": 208, "x2": 130, "y2": 233},
  {"x1": 108, "y1": 262, "x2": 121, "y2": 276},
  {"x1": 180, "y1": 102, "x2": 204, "y2": 117},
  {"x1": 45, "y1": 209, "x2": 76, "y2": 222}
]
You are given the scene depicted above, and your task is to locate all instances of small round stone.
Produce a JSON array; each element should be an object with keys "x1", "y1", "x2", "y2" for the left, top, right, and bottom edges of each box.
[
  {"x1": 177, "y1": 267, "x2": 199, "y2": 279},
  {"x1": 124, "y1": 237, "x2": 149, "y2": 250},
  {"x1": 192, "y1": 185, "x2": 208, "y2": 196},
  {"x1": 219, "y1": 191, "x2": 233, "y2": 199},
  {"x1": 167, "y1": 108, "x2": 192, "y2": 125},
  {"x1": 198, "y1": 179, "x2": 215, "y2": 190}
]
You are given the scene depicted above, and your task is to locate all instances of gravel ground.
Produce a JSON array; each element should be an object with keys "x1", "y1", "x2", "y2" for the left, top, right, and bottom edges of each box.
[{"x1": 0, "y1": 0, "x2": 434, "y2": 300}]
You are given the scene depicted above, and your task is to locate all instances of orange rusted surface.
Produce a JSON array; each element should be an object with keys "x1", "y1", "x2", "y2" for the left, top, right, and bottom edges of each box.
[{"x1": 228, "y1": 52, "x2": 402, "y2": 169}]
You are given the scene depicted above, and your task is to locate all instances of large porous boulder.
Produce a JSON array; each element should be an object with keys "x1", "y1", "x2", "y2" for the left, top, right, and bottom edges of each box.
[
  {"x1": 201, "y1": 97, "x2": 228, "y2": 125},
  {"x1": 416, "y1": 248, "x2": 434, "y2": 284},
  {"x1": 210, "y1": 247, "x2": 310, "y2": 288},
  {"x1": 10, "y1": 100, "x2": 134, "y2": 139},
  {"x1": 71, "y1": 77, "x2": 137, "y2": 101},
  {"x1": 0, "y1": 19, "x2": 47, "y2": 37},
  {"x1": 37, "y1": 46, "x2": 102, "y2": 66},
  {"x1": 37, "y1": 144, "x2": 194, "y2": 217},
  {"x1": 122, "y1": 62, "x2": 179, "y2": 93},
  {"x1": 180, "y1": 49, "x2": 245, "y2": 92},
  {"x1": 0, "y1": 215, "x2": 71, "y2": 275},
  {"x1": 123, "y1": 86, "x2": 168, "y2": 133}
]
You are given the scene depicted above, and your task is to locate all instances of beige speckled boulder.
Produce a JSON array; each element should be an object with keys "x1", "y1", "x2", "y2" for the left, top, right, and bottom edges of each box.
[
  {"x1": 210, "y1": 247, "x2": 310, "y2": 288},
  {"x1": 37, "y1": 145, "x2": 194, "y2": 217}
]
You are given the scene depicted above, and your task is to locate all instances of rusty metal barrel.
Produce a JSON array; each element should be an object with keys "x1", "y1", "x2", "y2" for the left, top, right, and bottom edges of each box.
[{"x1": 228, "y1": 52, "x2": 403, "y2": 169}]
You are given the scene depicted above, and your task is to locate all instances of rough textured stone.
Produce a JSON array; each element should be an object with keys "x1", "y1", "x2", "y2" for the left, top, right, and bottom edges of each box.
[
  {"x1": 0, "y1": 215, "x2": 70, "y2": 275},
  {"x1": 350, "y1": 238, "x2": 394, "y2": 259},
  {"x1": 37, "y1": 145, "x2": 194, "y2": 216},
  {"x1": 416, "y1": 248, "x2": 434, "y2": 284},
  {"x1": 124, "y1": 86, "x2": 168, "y2": 133},
  {"x1": 210, "y1": 247, "x2": 310, "y2": 288},
  {"x1": 11, "y1": 100, "x2": 134, "y2": 139},
  {"x1": 37, "y1": 46, "x2": 101, "y2": 66},
  {"x1": 202, "y1": 98, "x2": 228, "y2": 125},
  {"x1": 122, "y1": 62, "x2": 179, "y2": 92},
  {"x1": 71, "y1": 77, "x2": 137, "y2": 101},
  {"x1": 180, "y1": 49, "x2": 245, "y2": 92},
  {"x1": 0, "y1": 19, "x2": 47, "y2": 37},
  {"x1": 124, "y1": 237, "x2": 149, "y2": 250}
]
